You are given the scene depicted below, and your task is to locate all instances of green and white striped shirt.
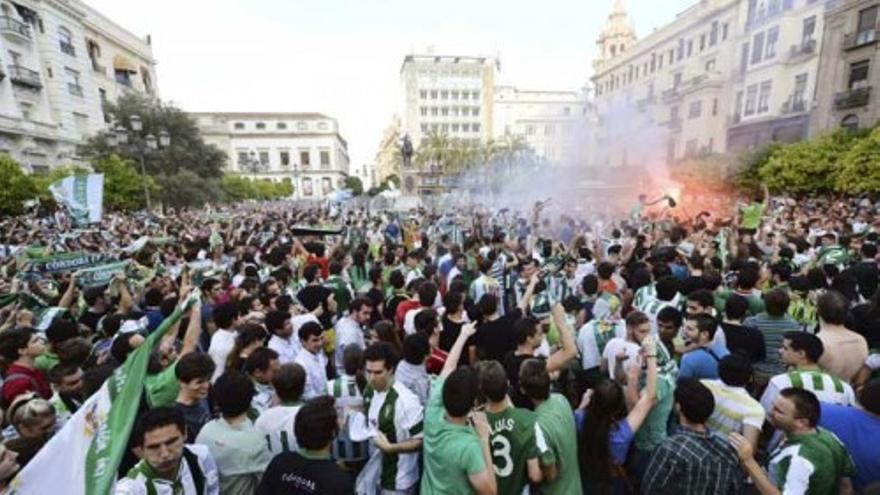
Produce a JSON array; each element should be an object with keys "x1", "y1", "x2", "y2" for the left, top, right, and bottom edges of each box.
[
  {"x1": 328, "y1": 374, "x2": 368, "y2": 462},
  {"x1": 760, "y1": 369, "x2": 856, "y2": 413},
  {"x1": 363, "y1": 380, "x2": 424, "y2": 491},
  {"x1": 768, "y1": 428, "x2": 856, "y2": 495}
]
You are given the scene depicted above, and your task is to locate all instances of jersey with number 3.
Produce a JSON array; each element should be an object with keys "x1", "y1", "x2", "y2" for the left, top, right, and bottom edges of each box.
[{"x1": 486, "y1": 406, "x2": 551, "y2": 494}]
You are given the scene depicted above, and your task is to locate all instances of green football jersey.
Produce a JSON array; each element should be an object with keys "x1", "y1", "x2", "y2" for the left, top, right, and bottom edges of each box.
[{"x1": 486, "y1": 405, "x2": 550, "y2": 495}]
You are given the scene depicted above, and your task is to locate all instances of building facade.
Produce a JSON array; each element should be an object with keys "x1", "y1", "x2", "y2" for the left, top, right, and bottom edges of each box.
[
  {"x1": 727, "y1": 0, "x2": 832, "y2": 153},
  {"x1": 591, "y1": 0, "x2": 742, "y2": 168},
  {"x1": 372, "y1": 114, "x2": 401, "y2": 185},
  {"x1": 191, "y1": 112, "x2": 350, "y2": 200},
  {"x1": 492, "y1": 86, "x2": 591, "y2": 166},
  {"x1": 811, "y1": 0, "x2": 880, "y2": 135},
  {"x1": 0, "y1": 0, "x2": 156, "y2": 172}
]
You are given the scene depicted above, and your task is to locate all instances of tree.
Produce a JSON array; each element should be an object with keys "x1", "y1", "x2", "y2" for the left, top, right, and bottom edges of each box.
[
  {"x1": 157, "y1": 170, "x2": 223, "y2": 208},
  {"x1": 836, "y1": 126, "x2": 880, "y2": 194},
  {"x1": 735, "y1": 142, "x2": 780, "y2": 196},
  {"x1": 81, "y1": 93, "x2": 227, "y2": 179},
  {"x1": 759, "y1": 131, "x2": 856, "y2": 194},
  {"x1": 93, "y1": 155, "x2": 159, "y2": 211},
  {"x1": 31, "y1": 165, "x2": 92, "y2": 204},
  {"x1": 344, "y1": 176, "x2": 364, "y2": 196},
  {"x1": 0, "y1": 155, "x2": 36, "y2": 215},
  {"x1": 671, "y1": 152, "x2": 736, "y2": 191}
]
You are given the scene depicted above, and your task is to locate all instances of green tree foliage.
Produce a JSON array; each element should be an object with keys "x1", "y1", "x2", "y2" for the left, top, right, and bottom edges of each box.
[
  {"x1": 0, "y1": 155, "x2": 36, "y2": 215},
  {"x1": 759, "y1": 131, "x2": 856, "y2": 194},
  {"x1": 93, "y1": 155, "x2": 159, "y2": 211},
  {"x1": 81, "y1": 93, "x2": 227, "y2": 178},
  {"x1": 156, "y1": 170, "x2": 222, "y2": 208},
  {"x1": 836, "y1": 126, "x2": 880, "y2": 194},
  {"x1": 220, "y1": 175, "x2": 293, "y2": 203},
  {"x1": 344, "y1": 176, "x2": 364, "y2": 196},
  {"x1": 671, "y1": 153, "x2": 736, "y2": 191},
  {"x1": 735, "y1": 142, "x2": 780, "y2": 195},
  {"x1": 31, "y1": 165, "x2": 92, "y2": 204}
]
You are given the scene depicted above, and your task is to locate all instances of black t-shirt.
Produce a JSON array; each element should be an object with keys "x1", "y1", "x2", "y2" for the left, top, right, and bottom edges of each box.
[
  {"x1": 256, "y1": 451, "x2": 354, "y2": 495},
  {"x1": 850, "y1": 304, "x2": 880, "y2": 350},
  {"x1": 721, "y1": 322, "x2": 766, "y2": 364},
  {"x1": 474, "y1": 310, "x2": 521, "y2": 363},
  {"x1": 78, "y1": 309, "x2": 106, "y2": 333},
  {"x1": 174, "y1": 399, "x2": 213, "y2": 444},
  {"x1": 439, "y1": 315, "x2": 473, "y2": 369},
  {"x1": 504, "y1": 351, "x2": 545, "y2": 409},
  {"x1": 297, "y1": 285, "x2": 334, "y2": 328}
]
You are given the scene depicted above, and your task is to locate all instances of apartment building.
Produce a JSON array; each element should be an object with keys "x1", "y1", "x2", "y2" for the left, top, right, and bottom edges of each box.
[
  {"x1": 0, "y1": 0, "x2": 156, "y2": 171},
  {"x1": 192, "y1": 112, "x2": 350, "y2": 200},
  {"x1": 811, "y1": 0, "x2": 880, "y2": 134}
]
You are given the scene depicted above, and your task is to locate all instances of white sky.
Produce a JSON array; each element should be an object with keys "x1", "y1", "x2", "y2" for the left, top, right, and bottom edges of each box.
[{"x1": 84, "y1": 0, "x2": 697, "y2": 169}]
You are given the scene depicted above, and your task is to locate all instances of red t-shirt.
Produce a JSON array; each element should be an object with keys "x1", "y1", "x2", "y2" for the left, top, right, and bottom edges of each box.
[
  {"x1": 1, "y1": 363, "x2": 52, "y2": 406},
  {"x1": 426, "y1": 348, "x2": 448, "y2": 376},
  {"x1": 306, "y1": 255, "x2": 330, "y2": 280},
  {"x1": 395, "y1": 300, "x2": 421, "y2": 329}
]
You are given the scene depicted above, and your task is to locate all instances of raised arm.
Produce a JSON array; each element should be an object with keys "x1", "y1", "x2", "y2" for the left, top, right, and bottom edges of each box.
[
  {"x1": 546, "y1": 303, "x2": 577, "y2": 373},
  {"x1": 441, "y1": 322, "x2": 477, "y2": 379}
]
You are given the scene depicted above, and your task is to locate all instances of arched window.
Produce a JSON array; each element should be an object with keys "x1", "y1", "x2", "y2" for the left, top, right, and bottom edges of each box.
[
  {"x1": 58, "y1": 26, "x2": 75, "y2": 56},
  {"x1": 841, "y1": 114, "x2": 859, "y2": 131}
]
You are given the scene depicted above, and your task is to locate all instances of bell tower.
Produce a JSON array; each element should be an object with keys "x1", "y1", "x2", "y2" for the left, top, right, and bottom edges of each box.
[{"x1": 593, "y1": 0, "x2": 636, "y2": 71}]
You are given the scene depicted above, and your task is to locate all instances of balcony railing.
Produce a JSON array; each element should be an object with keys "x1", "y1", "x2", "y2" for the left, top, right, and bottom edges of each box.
[
  {"x1": 660, "y1": 117, "x2": 683, "y2": 130},
  {"x1": 67, "y1": 83, "x2": 83, "y2": 97},
  {"x1": 662, "y1": 87, "x2": 682, "y2": 101},
  {"x1": 0, "y1": 16, "x2": 31, "y2": 41},
  {"x1": 8, "y1": 64, "x2": 41, "y2": 89},
  {"x1": 834, "y1": 86, "x2": 872, "y2": 109},
  {"x1": 781, "y1": 97, "x2": 807, "y2": 115},
  {"x1": 844, "y1": 27, "x2": 879, "y2": 50},
  {"x1": 60, "y1": 42, "x2": 76, "y2": 57},
  {"x1": 91, "y1": 59, "x2": 106, "y2": 75},
  {"x1": 787, "y1": 40, "x2": 817, "y2": 62}
]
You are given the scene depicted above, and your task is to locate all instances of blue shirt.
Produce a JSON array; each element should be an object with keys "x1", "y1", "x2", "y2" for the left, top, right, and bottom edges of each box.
[
  {"x1": 819, "y1": 402, "x2": 880, "y2": 489},
  {"x1": 575, "y1": 410, "x2": 635, "y2": 465},
  {"x1": 679, "y1": 344, "x2": 729, "y2": 380}
]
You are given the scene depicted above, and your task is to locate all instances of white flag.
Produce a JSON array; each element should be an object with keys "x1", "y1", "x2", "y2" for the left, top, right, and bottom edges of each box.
[{"x1": 49, "y1": 174, "x2": 104, "y2": 226}]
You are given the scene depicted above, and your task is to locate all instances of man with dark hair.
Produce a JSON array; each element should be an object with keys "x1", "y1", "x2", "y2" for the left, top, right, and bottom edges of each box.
[
  {"x1": 334, "y1": 297, "x2": 373, "y2": 373},
  {"x1": 656, "y1": 306, "x2": 682, "y2": 358},
  {"x1": 745, "y1": 288, "x2": 803, "y2": 380},
  {"x1": 680, "y1": 313, "x2": 729, "y2": 380},
  {"x1": 173, "y1": 352, "x2": 215, "y2": 443},
  {"x1": 117, "y1": 407, "x2": 220, "y2": 494},
  {"x1": 403, "y1": 281, "x2": 438, "y2": 335},
  {"x1": 643, "y1": 378, "x2": 743, "y2": 494},
  {"x1": 255, "y1": 363, "x2": 306, "y2": 454},
  {"x1": 439, "y1": 290, "x2": 473, "y2": 368},
  {"x1": 324, "y1": 260, "x2": 354, "y2": 316},
  {"x1": 47, "y1": 361, "x2": 83, "y2": 426},
  {"x1": 256, "y1": 396, "x2": 355, "y2": 494},
  {"x1": 383, "y1": 269, "x2": 408, "y2": 322},
  {"x1": 265, "y1": 310, "x2": 296, "y2": 365},
  {"x1": 474, "y1": 293, "x2": 520, "y2": 363},
  {"x1": 686, "y1": 288, "x2": 716, "y2": 317},
  {"x1": 476, "y1": 360, "x2": 549, "y2": 493},
  {"x1": 702, "y1": 355, "x2": 764, "y2": 454},
  {"x1": 195, "y1": 372, "x2": 272, "y2": 495},
  {"x1": 293, "y1": 321, "x2": 328, "y2": 400},
  {"x1": 636, "y1": 275, "x2": 682, "y2": 337},
  {"x1": 207, "y1": 302, "x2": 241, "y2": 382},
  {"x1": 761, "y1": 332, "x2": 856, "y2": 413},
  {"x1": 577, "y1": 292, "x2": 626, "y2": 387},
  {"x1": 845, "y1": 242, "x2": 879, "y2": 300},
  {"x1": 296, "y1": 263, "x2": 336, "y2": 329},
  {"x1": 816, "y1": 291, "x2": 868, "y2": 383},
  {"x1": 327, "y1": 345, "x2": 368, "y2": 465},
  {"x1": 36, "y1": 319, "x2": 77, "y2": 373},
  {"x1": 397, "y1": 332, "x2": 431, "y2": 405},
  {"x1": 244, "y1": 347, "x2": 280, "y2": 416},
  {"x1": 818, "y1": 379, "x2": 880, "y2": 490},
  {"x1": 519, "y1": 357, "x2": 580, "y2": 494},
  {"x1": 420, "y1": 322, "x2": 496, "y2": 494},
  {"x1": 731, "y1": 388, "x2": 856, "y2": 495},
  {"x1": 355, "y1": 342, "x2": 423, "y2": 493},
  {"x1": 719, "y1": 294, "x2": 765, "y2": 364},
  {"x1": 0, "y1": 327, "x2": 51, "y2": 406}
]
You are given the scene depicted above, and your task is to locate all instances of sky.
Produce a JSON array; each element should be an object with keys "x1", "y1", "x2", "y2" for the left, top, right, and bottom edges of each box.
[{"x1": 84, "y1": 0, "x2": 697, "y2": 170}]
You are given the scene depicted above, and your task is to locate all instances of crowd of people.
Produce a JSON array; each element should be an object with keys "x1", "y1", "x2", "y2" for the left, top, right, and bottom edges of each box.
[{"x1": 0, "y1": 188, "x2": 878, "y2": 494}]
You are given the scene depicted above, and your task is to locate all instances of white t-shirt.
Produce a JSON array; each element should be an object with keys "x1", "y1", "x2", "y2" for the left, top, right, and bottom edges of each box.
[
  {"x1": 601, "y1": 337, "x2": 641, "y2": 380},
  {"x1": 208, "y1": 328, "x2": 236, "y2": 382},
  {"x1": 267, "y1": 335, "x2": 298, "y2": 365},
  {"x1": 294, "y1": 350, "x2": 328, "y2": 401},
  {"x1": 255, "y1": 405, "x2": 301, "y2": 454},
  {"x1": 577, "y1": 320, "x2": 626, "y2": 370}
]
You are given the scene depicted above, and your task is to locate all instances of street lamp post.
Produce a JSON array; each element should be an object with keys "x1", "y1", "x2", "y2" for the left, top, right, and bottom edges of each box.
[{"x1": 106, "y1": 115, "x2": 170, "y2": 211}]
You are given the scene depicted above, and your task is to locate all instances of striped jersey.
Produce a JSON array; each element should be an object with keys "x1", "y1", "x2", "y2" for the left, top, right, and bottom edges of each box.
[
  {"x1": 116, "y1": 444, "x2": 220, "y2": 495},
  {"x1": 469, "y1": 274, "x2": 505, "y2": 315},
  {"x1": 327, "y1": 374, "x2": 368, "y2": 462},
  {"x1": 768, "y1": 428, "x2": 856, "y2": 494},
  {"x1": 514, "y1": 277, "x2": 552, "y2": 319},
  {"x1": 701, "y1": 379, "x2": 764, "y2": 437},
  {"x1": 634, "y1": 286, "x2": 682, "y2": 337},
  {"x1": 254, "y1": 404, "x2": 302, "y2": 454},
  {"x1": 744, "y1": 313, "x2": 804, "y2": 376},
  {"x1": 760, "y1": 369, "x2": 856, "y2": 413},
  {"x1": 577, "y1": 319, "x2": 626, "y2": 370},
  {"x1": 363, "y1": 380, "x2": 424, "y2": 491},
  {"x1": 550, "y1": 275, "x2": 580, "y2": 304}
]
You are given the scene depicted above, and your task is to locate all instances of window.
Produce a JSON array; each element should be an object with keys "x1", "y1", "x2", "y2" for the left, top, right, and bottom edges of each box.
[
  {"x1": 141, "y1": 69, "x2": 153, "y2": 94},
  {"x1": 65, "y1": 68, "x2": 82, "y2": 96},
  {"x1": 472, "y1": 91, "x2": 480, "y2": 100},
  {"x1": 302, "y1": 178, "x2": 313, "y2": 196},
  {"x1": 658, "y1": 53, "x2": 664, "y2": 69},
  {"x1": 752, "y1": 32, "x2": 765, "y2": 64},
  {"x1": 849, "y1": 60, "x2": 870, "y2": 89},
  {"x1": 322, "y1": 177, "x2": 332, "y2": 195},
  {"x1": 841, "y1": 114, "x2": 860, "y2": 131},
  {"x1": 441, "y1": 123, "x2": 449, "y2": 132},
  {"x1": 857, "y1": 6, "x2": 878, "y2": 45},
  {"x1": 461, "y1": 107, "x2": 469, "y2": 117},
  {"x1": 19, "y1": 102, "x2": 32, "y2": 121},
  {"x1": 673, "y1": 72, "x2": 683, "y2": 89},
  {"x1": 280, "y1": 151, "x2": 290, "y2": 166},
  {"x1": 451, "y1": 90, "x2": 459, "y2": 100},
  {"x1": 420, "y1": 123, "x2": 428, "y2": 133},
  {"x1": 115, "y1": 69, "x2": 131, "y2": 87},
  {"x1": 687, "y1": 40, "x2": 693, "y2": 57},
  {"x1": 802, "y1": 16, "x2": 816, "y2": 45},
  {"x1": 462, "y1": 123, "x2": 470, "y2": 132},
  {"x1": 452, "y1": 123, "x2": 459, "y2": 132},
  {"x1": 671, "y1": 106, "x2": 680, "y2": 120},
  {"x1": 441, "y1": 90, "x2": 448, "y2": 99},
  {"x1": 766, "y1": 26, "x2": 779, "y2": 59},
  {"x1": 745, "y1": 85, "x2": 758, "y2": 115},
  {"x1": 320, "y1": 150, "x2": 331, "y2": 169},
  {"x1": 430, "y1": 90, "x2": 438, "y2": 99},
  {"x1": 237, "y1": 151, "x2": 248, "y2": 165},
  {"x1": 255, "y1": 122, "x2": 266, "y2": 130},
  {"x1": 472, "y1": 107, "x2": 480, "y2": 117},
  {"x1": 258, "y1": 151, "x2": 269, "y2": 166},
  {"x1": 545, "y1": 124, "x2": 555, "y2": 135},
  {"x1": 431, "y1": 123, "x2": 439, "y2": 131},
  {"x1": 234, "y1": 122, "x2": 245, "y2": 130},
  {"x1": 758, "y1": 80, "x2": 772, "y2": 112},
  {"x1": 689, "y1": 100, "x2": 702, "y2": 119},
  {"x1": 297, "y1": 122, "x2": 308, "y2": 131},
  {"x1": 563, "y1": 106, "x2": 571, "y2": 116},
  {"x1": 734, "y1": 91, "x2": 744, "y2": 118},
  {"x1": 526, "y1": 124, "x2": 536, "y2": 136},
  {"x1": 651, "y1": 53, "x2": 657, "y2": 72},
  {"x1": 710, "y1": 21, "x2": 719, "y2": 46},
  {"x1": 317, "y1": 122, "x2": 329, "y2": 130},
  {"x1": 300, "y1": 150, "x2": 311, "y2": 167},
  {"x1": 723, "y1": 22, "x2": 729, "y2": 40},
  {"x1": 420, "y1": 90, "x2": 427, "y2": 99},
  {"x1": 74, "y1": 112, "x2": 89, "y2": 135},
  {"x1": 685, "y1": 139, "x2": 698, "y2": 156},
  {"x1": 87, "y1": 40, "x2": 102, "y2": 71},
  {"x1": 793, "y1": 73, "x2": 808, "y2": 107},
  {"x1": 58, "y1": 27, "x2": 75, "y2": 56},
  {"x1": 768, "y1": 0, "x2": 781, "y2": 16},
  {"x1": 705, "y1": 58, "x2": 716, "y2": 71},
  {"x1": 712, "y1": 98, "x2": 719, "y2": 116},
  {"x1": 700, "y1": 34, "x2": 706, "y2": 51},
  {"x1": 472, "y1": 123, "x2": 481, "y2": 133},
  {"x1": 461, "y1": 92, "x2": 469, "y2": 100},
  {"x1": 420, "y1": 107, "x2": 427, "y2": 116},
  {"x1": 451, "y1": 107, "x2": 459, "y2": 117},
  {"x1": 277, "y1": 122, "x2": 287, "y2": 130},
  {"x1": 431, "y1": 107, "x2": 438, "y2": 116},
  {"x1": 740, "y1": 43, "x2": 750, "y2": 75},
  {"x1": 677, "y1": 38, "x2": 685, "y2": 60}
]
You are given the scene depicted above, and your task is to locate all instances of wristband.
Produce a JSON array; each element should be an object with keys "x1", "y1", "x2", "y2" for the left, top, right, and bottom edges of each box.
[{"x1": 645, "y1": 355, "x2": 657, "y2": 359}]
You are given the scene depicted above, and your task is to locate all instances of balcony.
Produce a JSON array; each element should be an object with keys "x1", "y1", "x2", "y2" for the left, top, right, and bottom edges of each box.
[
  {"x1": 834, "y1": 87, "x2": 872, "y2": 109},
  {"x1": 67, "y1": 83, "x2": 83, "y2": 97},
  {"x1": 787, "y1": 40, "x2": 817, "y2": 64},
  {"x1": 0, "y1": 16, "x2": 30, "y2": 42},
  {"x1": 60, "y1": 42, "x2": 76, "y2": 57},
  {"x1": 844, "y1": 28, "x2": 879, "y2": 50},
  {"x1": 687, "y1": 73, "x2": 723, "y2": 91},
  {"x1": 8, "y1": 65, "x2": 41, "y2": 89},
  {"x1": 781, "y1": 97, "x2": 807, "y2": 115},
  {"x1": 662, "y1": 87, "x2": 682, "y2": 102},
  {"x1": 660, "y1": 117, "x2": 683, "y2": 131},
  {"x1": 91, "y1": 59, "x2": 106, "y2": 76}
]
